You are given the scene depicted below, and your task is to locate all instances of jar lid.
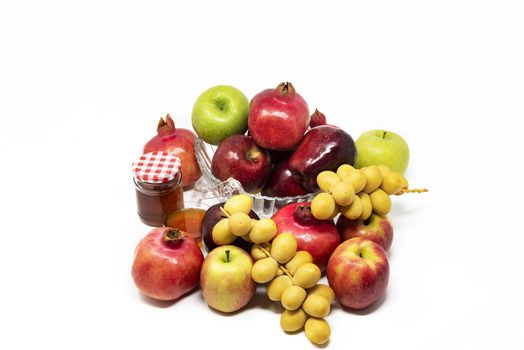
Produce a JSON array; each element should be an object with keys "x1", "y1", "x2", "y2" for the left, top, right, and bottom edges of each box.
[{"x1": 132, "y1": 151, "x2": 181, "y2": 184}]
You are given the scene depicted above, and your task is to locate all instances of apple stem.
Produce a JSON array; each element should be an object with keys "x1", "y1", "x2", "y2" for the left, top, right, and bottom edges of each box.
[
  {"x1": 382, "y1": 131, "x2": 387, "y2": 139},
  {"x1": 225, "y1": 249, "x2": 231, "y2": 263},
  {"x1": 247, "y1": 148, "x2": 262, "y2": 161},
  {"x1": 255, "y1": 243, "x2": 293, "y2": 279},
  {"x1": 395, "y1": 187, "x2": 429, "y2": 195},
  {"x1": 220, "y1": 207, "x2": 231, "y2": 218}
]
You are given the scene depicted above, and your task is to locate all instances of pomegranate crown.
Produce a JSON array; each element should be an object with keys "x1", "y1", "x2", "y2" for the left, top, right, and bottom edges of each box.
[
  {"x1": 276, "y1": 82, "x2": 296, "y2": 96},
  {"x1": 157, "y1": 113, "x2": 176, "y2": 133}
]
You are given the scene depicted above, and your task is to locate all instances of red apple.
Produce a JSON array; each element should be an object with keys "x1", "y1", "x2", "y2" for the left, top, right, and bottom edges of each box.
[
  {"x1": 211, "y1": 134, "x2": 272, "y2": 193},
  {"x1": 261, "y1": 158, "x2": 309, "y2": 197},
  {"x1": 248, "y1": 82, "x2": 310, "y2": 151},
  {"x1": 289, "y1": 125, "x2": 357, "y2": 192},
  {"x1": 132, "y1": 227, "x2": 204, "y2": 301},
  {"x1": 143, "y1": 114, "x2": 201, "y2": 188},
  {"x1": 268, "y1": 149, "x2": 294, "y2": 163},
  {"x1": 327, "y1": 237, "x2": 389, "y2": 309},
  {"x1": 272, "y1": 202, "x2": 340, "y2": 271},
  {"x1": 200, "y1": 245, "x2": 256, "y2": 313},
  {"x1": 337, "y1": 213, "x2": 394, "y2": 252}
]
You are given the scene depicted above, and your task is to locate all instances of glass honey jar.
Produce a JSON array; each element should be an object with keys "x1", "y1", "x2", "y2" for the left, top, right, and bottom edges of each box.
[{"x1": 132, "y1": 151, "x2": 184, "y2": 226}]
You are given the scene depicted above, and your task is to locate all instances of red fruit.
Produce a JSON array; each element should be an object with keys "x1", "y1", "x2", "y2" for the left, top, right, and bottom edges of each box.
[
  {"x1": 309, "y1": 109, "x2": 327, "y2": 128},
  {"x1": 248, "y1": 82, "x2": 310, "y2": 151},
  {"x1": 337, "y1": 213, "x2": 394, "y2": 252},
  {"x1": 327, "y1": 237, "x2": 389, "y2": 309},
  {"x1": 132, "y1": 227, "x2": 204, "y2": 301},
  {"x1": 268, "y1": 149, "x2": 294, "y2": 163},
  {"x1": 262, "y1": 158, "x2": 309, "y2": 197},
  {"x1": 144, "y1": 114, "x2": 202, "y2": 188},
  {"x1": 289, "y1": 125, "x2": 357, "y2": 192},
  {"x1": 272, "y1": 202, "x2": 340, "y2": 271},
  {"x1": 211, "y1": 135, "x2": 272, "y2": 193}
]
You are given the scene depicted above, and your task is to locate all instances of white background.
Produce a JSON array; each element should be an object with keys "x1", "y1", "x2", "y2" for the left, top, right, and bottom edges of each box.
[{"x1": 1, "y1": 1, "x2": 523, "y2": 349}]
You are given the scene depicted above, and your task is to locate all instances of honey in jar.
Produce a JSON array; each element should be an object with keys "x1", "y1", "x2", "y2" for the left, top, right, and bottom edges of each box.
[{"x1": 132, "y1": 152, "x2": 184, "y2": 226}]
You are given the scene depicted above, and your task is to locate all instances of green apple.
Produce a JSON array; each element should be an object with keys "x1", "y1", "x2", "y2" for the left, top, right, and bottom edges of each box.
[
  {"x1": 354, "y1": 130, "x2": 410, "y2": 174},
  {"x1": 200, "y1": 245, "x2": 256, "y2": 313},
  {"x1": 191, "y1": 85, "x2": 249, "y2": 145}
]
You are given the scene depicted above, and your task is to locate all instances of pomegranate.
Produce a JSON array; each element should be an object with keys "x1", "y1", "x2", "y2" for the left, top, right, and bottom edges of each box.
[
  {"x1": 309, "y1": 109, "x2": 327, "y2": 128},
  {"x1": 248, "y1": 82, "x2": 310, "y2": 151},
  {"x1": 272, "y1": 202, "x2": 340, "y2": 271},
  {"x1": 132, "y1": 227, "x2": 204, "y2": 301},
  {"x1": 144, "y1": 114, "x2": 202, "y2": 188}
]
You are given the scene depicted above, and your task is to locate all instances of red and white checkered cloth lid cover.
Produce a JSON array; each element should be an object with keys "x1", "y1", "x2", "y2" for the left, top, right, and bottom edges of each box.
[{"x1": 132, "y1": 151, "x2": 181, "y2": 184}]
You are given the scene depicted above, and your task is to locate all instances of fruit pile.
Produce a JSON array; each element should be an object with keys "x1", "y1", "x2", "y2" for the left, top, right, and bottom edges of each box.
[
  {"x1": 210, "y1": 195, "x2": 334, "y2": 344},
  {"x1": 130, "y1": 82, "x2": 427, "y2": 346},
  {"x1": 193, "y1": 83, "x2": 357, "y2": 197}
]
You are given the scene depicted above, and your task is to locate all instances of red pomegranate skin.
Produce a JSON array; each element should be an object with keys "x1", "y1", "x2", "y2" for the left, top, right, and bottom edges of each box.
[
  {"x1": 271, "y1": 202, "x2": 340, "y2": 271},
  {"x1": 144, "y1": 114, "x2": 202, "y2": 188},
  {"x1": 132, "y1": 227, "x2": 204, "y2": 301},
  {"x1": 309, "y1": 109, "x2": 327, "y2": 128},
  {"x1": 248, "y1": 82, "x2": 310, "y2": 151}
]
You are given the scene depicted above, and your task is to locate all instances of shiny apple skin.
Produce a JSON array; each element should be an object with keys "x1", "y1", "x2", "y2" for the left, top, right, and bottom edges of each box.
[
  {"x1": 327, "y1": 237, "x2": 389, "y2": 309},
  {"x1": 337, "y1": 213, "x2": 394, "y2": 252},
  {"x1": 248, "y1": 85, "x2": 310, "y2": 151},
  {"x1": 262, "y1": 159, "x2": 310, "y2": 197},
  {"x1": 289, "y1": 125, "x2": 357, "y2": 192},
  {"x1": 211, "y1": 135, "x2": 272, "y2": 193},
  {"x1": 268, "y1": 150, "x2": 294, "y2": 163},
  {"x1": 132, "y1": 227, "x2": 204, "y2": 301},
  {"x1": 272, "y1": 202, "x2": 340, "y2": 271}
]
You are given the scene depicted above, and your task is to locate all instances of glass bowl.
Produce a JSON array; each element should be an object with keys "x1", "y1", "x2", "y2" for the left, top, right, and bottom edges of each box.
[{"x1": 194, "y1": 138, "x2": 316, "y2": 218}]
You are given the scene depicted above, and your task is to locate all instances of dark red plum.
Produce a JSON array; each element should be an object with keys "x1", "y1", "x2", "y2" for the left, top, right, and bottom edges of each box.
[{"x1": 202, "y1": 202, "x2": 258, "y2": 253}]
